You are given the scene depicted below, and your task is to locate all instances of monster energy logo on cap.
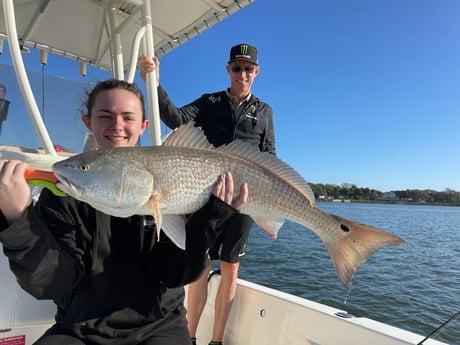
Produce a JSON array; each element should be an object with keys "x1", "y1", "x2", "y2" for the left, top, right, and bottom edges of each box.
[{"x1": 229, "y1": 43, "x2": 259, "y2": 65}]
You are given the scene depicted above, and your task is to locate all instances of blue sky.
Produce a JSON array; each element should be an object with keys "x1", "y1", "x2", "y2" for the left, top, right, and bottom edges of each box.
[{"x1": 1, "y1": 0, "x2": 459, "y2": 192}]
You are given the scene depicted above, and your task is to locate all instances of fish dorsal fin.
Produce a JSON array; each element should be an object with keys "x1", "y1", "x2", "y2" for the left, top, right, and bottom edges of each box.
[
  {"x1": 163, "y1": 124, "x2": 315, "y2": 206},
  {"x1": 162, "y1": 123, "x2": 215, "y2": 150},
  {"x1": 220, "y1": 140, "x2": 316, "y2": 206}
]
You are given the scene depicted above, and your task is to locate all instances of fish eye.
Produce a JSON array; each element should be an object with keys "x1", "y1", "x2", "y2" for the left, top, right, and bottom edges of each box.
[{"x1": 79, "y1": 164, "x2": 90, "y2": 172}]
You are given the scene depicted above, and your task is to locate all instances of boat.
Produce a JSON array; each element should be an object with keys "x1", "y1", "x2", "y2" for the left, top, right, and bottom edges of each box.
[{"x1": 0, "y1": 1, "x2": 451, "y2": 344}]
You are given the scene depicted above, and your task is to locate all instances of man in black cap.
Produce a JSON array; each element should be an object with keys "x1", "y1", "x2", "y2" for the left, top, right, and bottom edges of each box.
[{"x1": 140, "y1": 43, "x2": 276, "y2": 345}]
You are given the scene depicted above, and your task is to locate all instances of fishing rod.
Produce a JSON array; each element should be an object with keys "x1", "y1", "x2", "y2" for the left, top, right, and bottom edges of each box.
[{"x1": 417, "y1": 309, "x2": 460, "y2": 344}]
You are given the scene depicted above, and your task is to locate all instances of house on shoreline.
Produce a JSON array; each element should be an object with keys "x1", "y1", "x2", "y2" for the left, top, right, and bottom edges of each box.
[{"x1": 377, "y1": 191, "x2": 401, "y2": 202}]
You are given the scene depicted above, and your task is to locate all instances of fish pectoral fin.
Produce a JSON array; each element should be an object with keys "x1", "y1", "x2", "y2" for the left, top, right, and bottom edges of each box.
[
  {"x1": 252, "y1": 217, "x2": 285, "y2": 239},
  {"x1": 150, "y1": 195, "x2": 162, "y2": 241},
  {"x1": 161, "y1": 215, "x2": 187, "y2": 250}
]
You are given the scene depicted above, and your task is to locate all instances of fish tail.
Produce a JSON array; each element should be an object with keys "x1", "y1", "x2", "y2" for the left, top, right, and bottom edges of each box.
[{"x1": 324, "y1": 215, "x2": 404, "y2": 290}]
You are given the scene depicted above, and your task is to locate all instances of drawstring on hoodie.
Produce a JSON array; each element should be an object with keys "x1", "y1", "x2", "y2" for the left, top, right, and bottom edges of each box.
[
  {"x1": 142, "y1": 215, "x2": 156, "y2": 251},
  {"x1": 92, "y1": 210, "x2": 111, "y2": 274}
]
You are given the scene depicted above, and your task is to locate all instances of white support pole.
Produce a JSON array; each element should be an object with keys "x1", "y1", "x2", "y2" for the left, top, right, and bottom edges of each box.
[
  {"x1": 141, "y1": 0, "x2": 161, "y2": 146},
  {"x1": 126, "y1": 26, "x2": 146, "y2": 83},
  {"x1": 2, "y1": 0, "x2": 56, "y2": 155},
  {"x1": 108, "y1": 4, "x2": 124, "y2": 80}
]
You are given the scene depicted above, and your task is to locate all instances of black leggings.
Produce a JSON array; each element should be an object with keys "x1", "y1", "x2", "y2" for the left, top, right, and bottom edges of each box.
[
  {"x1": 33, "y1": 309, "x2": 193, "y2": 345},
  {"x1": 33, "y1": 331, "x2": 193, "y2": 345}
]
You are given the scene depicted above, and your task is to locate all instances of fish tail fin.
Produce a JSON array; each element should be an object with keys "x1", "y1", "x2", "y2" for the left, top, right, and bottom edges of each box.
[{"x1": 324, "y1": 216, "x2": 404, "y2": 290}]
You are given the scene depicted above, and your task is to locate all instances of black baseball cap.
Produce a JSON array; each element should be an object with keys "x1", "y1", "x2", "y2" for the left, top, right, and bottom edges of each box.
[{"x1": 228, "y1": 43, "x2": 258, "y2": 66}]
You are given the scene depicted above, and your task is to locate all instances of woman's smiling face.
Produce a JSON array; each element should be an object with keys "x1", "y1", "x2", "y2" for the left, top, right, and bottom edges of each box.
[{"x1": 82, "y1": 88, "x2": 149, "y2": 149}]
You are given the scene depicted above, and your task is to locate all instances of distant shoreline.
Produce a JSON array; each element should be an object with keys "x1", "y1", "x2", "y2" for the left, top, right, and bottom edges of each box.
[{"x1": 317, "y1": 199, "x2": 460, "y2": 207}]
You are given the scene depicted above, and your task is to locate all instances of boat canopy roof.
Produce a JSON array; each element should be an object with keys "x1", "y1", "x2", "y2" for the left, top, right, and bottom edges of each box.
[{"x1": 0, "y1": 0, "x2": 252, "y2": 72}]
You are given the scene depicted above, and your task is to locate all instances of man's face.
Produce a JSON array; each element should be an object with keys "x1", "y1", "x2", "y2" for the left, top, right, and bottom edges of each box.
[{"x1": 227, "y1": 61, "x2": 260, "y2": 94}]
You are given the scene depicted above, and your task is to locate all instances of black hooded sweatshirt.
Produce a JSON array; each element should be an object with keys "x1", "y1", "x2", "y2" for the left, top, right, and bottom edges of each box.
[{"x1": 0, "y1": 188, "x2": 238, "y2": 344}]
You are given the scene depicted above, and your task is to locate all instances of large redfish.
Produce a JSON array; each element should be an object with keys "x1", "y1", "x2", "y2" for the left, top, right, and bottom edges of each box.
[{"x1": 53, "y1": 124, "x2": 404, "y2": 289}]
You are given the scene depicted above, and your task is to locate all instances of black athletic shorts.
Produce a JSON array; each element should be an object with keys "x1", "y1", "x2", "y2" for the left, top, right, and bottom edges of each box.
[{"x1": 208, "y1": 213, "x2": 254, "y2": 263}]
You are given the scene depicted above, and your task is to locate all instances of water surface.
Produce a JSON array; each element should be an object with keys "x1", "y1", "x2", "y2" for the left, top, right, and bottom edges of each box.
[{"x1": 239, "y1": 203, "x2": 460, "y2": 344}]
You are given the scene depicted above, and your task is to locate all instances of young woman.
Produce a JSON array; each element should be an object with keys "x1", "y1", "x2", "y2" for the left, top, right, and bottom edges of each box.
[{"x1": 0, "y1": 79, "x2": 247, "y2": 345}]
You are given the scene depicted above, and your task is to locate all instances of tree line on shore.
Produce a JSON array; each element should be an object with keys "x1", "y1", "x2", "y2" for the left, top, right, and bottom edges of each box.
[{"x1": 309, "y1": 183, "x2": 460, "y2": 205}]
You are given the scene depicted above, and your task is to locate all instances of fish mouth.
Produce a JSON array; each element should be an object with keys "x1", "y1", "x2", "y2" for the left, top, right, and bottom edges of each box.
[{"x1": 54, "y1": 173, "x2": 82, "y2": 197}]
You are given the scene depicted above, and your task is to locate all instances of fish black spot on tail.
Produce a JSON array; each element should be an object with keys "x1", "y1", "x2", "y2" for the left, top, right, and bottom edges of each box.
[{"x1": 340, "y1": 224, "x2": 350, "y2": 232}]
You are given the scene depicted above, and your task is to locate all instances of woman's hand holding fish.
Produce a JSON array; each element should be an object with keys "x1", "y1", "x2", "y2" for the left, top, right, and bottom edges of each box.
[
  {"x1": 213, "y1": 172, "x2": 248, "y2": 210},
  {"x1": 0, "y1": 160, "x2": 32, "y2": 223}
]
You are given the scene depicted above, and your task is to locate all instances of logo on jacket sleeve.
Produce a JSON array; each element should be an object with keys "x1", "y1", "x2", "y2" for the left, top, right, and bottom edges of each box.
[{"x1": 208, "y1": 95, "x2": 221, "y2": 103}]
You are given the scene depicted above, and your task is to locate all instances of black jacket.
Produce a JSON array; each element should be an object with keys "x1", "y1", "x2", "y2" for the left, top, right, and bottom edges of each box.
[
  {"x1": 158, "y1": 86, "x2": 276, "y2": 154},
  {"x1": 0, "y1": 189, "x2": 238, "y2": 343}
]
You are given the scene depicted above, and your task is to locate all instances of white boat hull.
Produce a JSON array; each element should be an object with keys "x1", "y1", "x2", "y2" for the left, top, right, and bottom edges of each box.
[
  {"x1": 187, "y1": 274, "x2": 447, "y2": 345},
  {"x1": 0, "y1": 252, "x2": 55, "y2": 345}
]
